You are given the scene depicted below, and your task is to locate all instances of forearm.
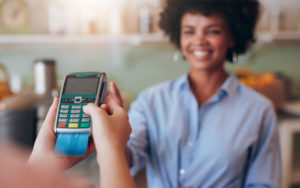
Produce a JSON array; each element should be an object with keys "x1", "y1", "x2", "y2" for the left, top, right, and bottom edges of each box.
[{"x1": 97, "y1": 145, "x2": 135, "y2": 188}]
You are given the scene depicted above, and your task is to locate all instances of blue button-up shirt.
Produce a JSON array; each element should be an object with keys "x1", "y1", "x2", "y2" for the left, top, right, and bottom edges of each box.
[{"x1": 128, "y1": 73, "x2": 281, "y2": 188}]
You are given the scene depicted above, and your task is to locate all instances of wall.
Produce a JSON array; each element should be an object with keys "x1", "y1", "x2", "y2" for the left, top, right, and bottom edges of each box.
[{"x1": 0, "y1": 42, "x2": 300, "y2": 101}]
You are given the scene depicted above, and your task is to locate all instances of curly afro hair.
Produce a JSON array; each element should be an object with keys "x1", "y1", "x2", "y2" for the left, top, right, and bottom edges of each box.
[{"x1": 159, "y1": 0, "x2": 260, "y2": 62}]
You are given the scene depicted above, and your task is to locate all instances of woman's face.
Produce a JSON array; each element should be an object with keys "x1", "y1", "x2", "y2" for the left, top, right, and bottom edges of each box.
[{"x1": 180, "y1": 12, "x2": 235, "y2": 72}]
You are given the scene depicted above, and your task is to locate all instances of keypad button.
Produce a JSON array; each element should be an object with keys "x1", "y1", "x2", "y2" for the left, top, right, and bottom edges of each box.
[
  {"x1": 58, "y1": 123, "x2": 66, "y2": 128},
  {"x1": 70, "y1": 114, "x2": 80, "y2": 118},
  {"x1": 72, "y1": 105, "x2": 81, "y2": 109},
  {"x1": 60, "y1": 109, "x2": 69, "y2": 113},
  {"x1": 74, "y1": 97, "x2": 82, "y2": 104},
  {"x1": 80, "y1": 122, "x2": 90, "y2": 128},
  {"x1": 59, "y1": 114, "x2": 68, "y2": 118},
  {"x1": 82, "y1": 118, "x2": 90, "y2": 122},
  {"x1": 69, "y1": 119, "x2": 79, "y2": 123},
  {"x1": 82, "y1": 114, "x2": 90, "y2": 118},
  {"x1": 61, "y1": 105, "x2": 69, "y2": 109},
  {"x1": 58, "y1": 118, "x2": 67, "y2": 123},
  {"x1": 71, "y1": 110, "x2": 81, "y2": 113},
  {"x1": 68, "y1": 123, "x2": 79, "y2": 128}
]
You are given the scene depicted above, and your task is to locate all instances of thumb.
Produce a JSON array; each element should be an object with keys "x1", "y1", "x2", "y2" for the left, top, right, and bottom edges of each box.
[
  {"x1": 108, "y1": 101, "x2": 124, "y2": 115},
  {"x1": 110, "y1": 104, "x2": 128, "y2": 121},
  {"x1": 83, "y1": 103, "x2": 107, "y2": 119}
]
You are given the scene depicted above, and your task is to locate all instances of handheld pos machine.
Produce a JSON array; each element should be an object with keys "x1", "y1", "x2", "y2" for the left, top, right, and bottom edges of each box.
[{"x1": 54, "y1": 72, "x2": 107, "y2": 156}]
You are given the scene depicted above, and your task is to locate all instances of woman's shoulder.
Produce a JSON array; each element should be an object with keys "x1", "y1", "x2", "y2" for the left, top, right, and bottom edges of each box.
[
  {"x1": 238, "y1": 83, "x2": 274, "y2": 110},
  {"x1": 137, "y1": 76, "x2": 185, "y2": 101}
]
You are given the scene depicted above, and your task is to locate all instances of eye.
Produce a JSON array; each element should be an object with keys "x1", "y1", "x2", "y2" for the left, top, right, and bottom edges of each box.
[
  {"x1": 182, "y1": 30, "x2": 194, "y2": 35},
  {"x1": 207, "y1": 30, "x2": 221, "y2": 35}
]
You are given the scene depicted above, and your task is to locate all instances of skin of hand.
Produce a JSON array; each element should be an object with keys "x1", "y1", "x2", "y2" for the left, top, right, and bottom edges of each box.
[
  {"x1": 28, "y1": 97, "x2": 96, "y2": 170},
  {"x1": 83, "y1": 103, "x2": 131, "y2": 154},
  {"x1": 104, "y1": 81, "x2": 124, "y2": 113},
  {"x1": 0, "y1": 144, "x2": 94, "y2": 188},
  {"x1": 104, "y1": 81, "x2": 133, "y2": 165},
  {"x1": 83, "y1": 103, "x2": 135, "y2": 188}
]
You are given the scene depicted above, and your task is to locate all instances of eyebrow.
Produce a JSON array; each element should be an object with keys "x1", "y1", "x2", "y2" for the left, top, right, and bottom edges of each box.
[{"x1": 182, "y1": 24, "x2": 223, "y2": 29}]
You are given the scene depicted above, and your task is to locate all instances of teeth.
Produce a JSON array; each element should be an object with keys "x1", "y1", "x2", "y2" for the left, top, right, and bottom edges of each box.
[{"x1": 193, "y1": 51, "x2": 209, "y2": 57}]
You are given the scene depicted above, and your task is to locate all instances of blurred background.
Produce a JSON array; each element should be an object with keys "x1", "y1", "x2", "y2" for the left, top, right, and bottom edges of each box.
[{"x1": 0, "y1": 0, "x2": 300, "y2": 187}]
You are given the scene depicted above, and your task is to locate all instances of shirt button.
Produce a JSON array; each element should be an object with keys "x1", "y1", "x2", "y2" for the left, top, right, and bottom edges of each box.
[
  {"x1": 179, "y1": 169, "x2": 185, "y2": 175},
  {"x1": 187, "y1": 141, "x2": 193, "y2": 146}
]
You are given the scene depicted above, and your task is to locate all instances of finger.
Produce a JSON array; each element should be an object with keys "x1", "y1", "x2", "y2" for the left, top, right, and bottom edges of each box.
[
  {"x1": 110, "y1": 81, "x2": 121, "y2": 99},
  {"x1": 106, "y1": 101, "x2": 122, "y2": 115},
  {"x1": 99, "y1": 104, "x2": 108, "y2": 113},
  {"x1": 110, "y1": 103, "x2": 126, "y2": 117},
  {"x1": 106, "y1": 104, "x2": 114, "y2": 115},
  {"x1": 83, "y1": 103, "x2": 107, "y2": 118},
  {"x1": 104, "y1": 90, "x2": 111, "y2": 100},
  {"x1": 109, "y1": 81, "x2": 123, "y2": 107},
  {"x1": 111, "y1": 105, "x2": 130, "y2": 122}
]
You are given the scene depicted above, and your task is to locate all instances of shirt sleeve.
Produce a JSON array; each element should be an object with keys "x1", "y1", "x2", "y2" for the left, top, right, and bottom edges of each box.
[
  {"x1": 127, "y1": 93, "x2": 150, "y2": 176},
  {"x1": 244, "y1": 105, "x2": 281, "y2": 188}
]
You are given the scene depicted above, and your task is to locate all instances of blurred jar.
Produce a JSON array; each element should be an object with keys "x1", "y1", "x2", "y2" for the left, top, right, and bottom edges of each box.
[
  {"x1": 33, "y1": 59, "x2": 57, "y2": 96},
  {"x1": 48, "y1": 1, "x2": 65, "y2": 35}
]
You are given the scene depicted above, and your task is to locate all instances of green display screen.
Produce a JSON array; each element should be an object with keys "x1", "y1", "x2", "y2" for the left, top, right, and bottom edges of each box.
[{"x1": 63, "y1": 77, "x2": 99, "y2": 95}]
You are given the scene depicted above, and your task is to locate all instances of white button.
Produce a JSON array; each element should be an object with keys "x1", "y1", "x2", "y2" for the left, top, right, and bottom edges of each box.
[
  {"x1": 71, "y1": 110, "x2": 81, "y2": 113},
  {"x1": 60, "y1": 109, "x2": 68, "y2": 113},
  {"x1": 70, "y1": 114, "x2": 80, "y2": 118},
  {"x1": 61, "y1": 105, "x2": 69, "y2": 109},
  {"x1": 179, "y1": 169, "x2": 185, "y2": 175},
  {"x1": 59, "y1": 114, "x2": 68, "y2": 118},
  {"x1": 188, "y1": 141, "x2": 193, "y2": 146}
]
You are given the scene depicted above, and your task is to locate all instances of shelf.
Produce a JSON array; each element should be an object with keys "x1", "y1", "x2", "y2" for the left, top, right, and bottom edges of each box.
[
  {"x1": 258, "y1": 32, "x2": 300, "y2": 43},
  {"x1": 0, "y1": 32, "x2": 300, "y2": 46},
  {"x1": 0, "y1": 34, "x2": 169, "y2": 46}
]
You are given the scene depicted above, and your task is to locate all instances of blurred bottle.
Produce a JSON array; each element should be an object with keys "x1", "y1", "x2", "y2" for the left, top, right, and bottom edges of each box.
[
  {"x1": 270, "y1": 5, "x2": 281, "y2": 33},
  {"x1": 10, "y1": 74, "x2": 22, "y2": 94},
  {"x1": 110, "y1": 5, "x2": 123, "y2": 35},
  {"x1": 33, "y1": 59, "x2": 57, "y2": 96},
  {"x1": 48, "y1": 1, "x2": 65, "y2": 35},
  {"x1": 139, "y1": 6, "x2": 151, "y2": 34}
]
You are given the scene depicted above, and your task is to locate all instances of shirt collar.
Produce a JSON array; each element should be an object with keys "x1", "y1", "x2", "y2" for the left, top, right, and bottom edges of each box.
[
  {"x1": 220, "y1": 74, "x2": 240, "y2": 97},
  {"x1": 175, "y1": 73, "x2": 240, "y2": 97},
  {"x1": 174, "y1": 72, "x2": 189, "y2": 91}
]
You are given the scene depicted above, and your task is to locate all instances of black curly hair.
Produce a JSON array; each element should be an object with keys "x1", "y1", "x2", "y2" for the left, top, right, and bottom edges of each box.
[{"x1": 159, "y1": 0, "x2": 260, "y2": 62}]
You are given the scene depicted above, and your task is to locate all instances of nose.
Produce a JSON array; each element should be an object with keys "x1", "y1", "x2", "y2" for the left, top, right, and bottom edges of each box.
[{"x1": 194, "y1": 31, "x2": 208, "y2": 46}]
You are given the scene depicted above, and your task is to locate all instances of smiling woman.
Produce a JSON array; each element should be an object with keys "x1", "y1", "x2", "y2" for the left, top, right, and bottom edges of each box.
[{"x1": 122, "y1": 0, "x2": 282, "y2": 188}]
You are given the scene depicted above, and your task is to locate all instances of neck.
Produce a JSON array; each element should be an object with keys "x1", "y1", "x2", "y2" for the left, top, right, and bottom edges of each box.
[{"x1": 188, "y1": 68, "x2": 228, "y2": 106}]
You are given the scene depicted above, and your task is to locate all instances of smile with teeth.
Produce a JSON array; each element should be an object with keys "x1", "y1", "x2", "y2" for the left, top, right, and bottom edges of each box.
[{"x1": 193, "y1": 50, "x2": 210, "y2": 58}]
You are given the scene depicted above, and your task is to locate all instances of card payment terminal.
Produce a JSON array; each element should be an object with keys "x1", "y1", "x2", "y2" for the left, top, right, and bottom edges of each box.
[{"x1": 54, "y1": 72, "x2": 107, "y2": 156}]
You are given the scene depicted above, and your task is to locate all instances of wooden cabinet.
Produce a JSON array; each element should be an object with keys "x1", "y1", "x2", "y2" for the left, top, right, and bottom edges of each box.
[{"x1": 280, "y1": 118, "x2": 300, "y2": 188}]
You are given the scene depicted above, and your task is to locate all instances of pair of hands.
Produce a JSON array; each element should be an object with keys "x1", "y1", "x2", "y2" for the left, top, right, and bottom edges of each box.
[{"x1": 28, "y1": 82, "x2": 130, "y2": 170}]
